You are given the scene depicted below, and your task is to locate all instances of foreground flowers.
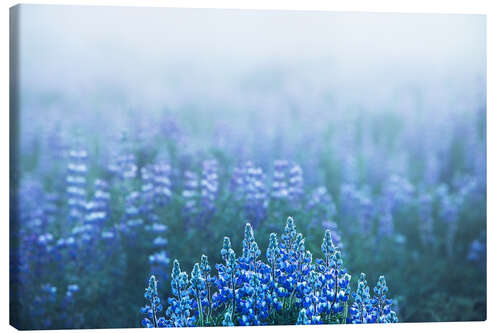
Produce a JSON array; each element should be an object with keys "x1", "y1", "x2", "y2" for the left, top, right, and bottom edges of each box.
[{"x1": 141, "y1": 217, "x2": 398, "y2": 327}]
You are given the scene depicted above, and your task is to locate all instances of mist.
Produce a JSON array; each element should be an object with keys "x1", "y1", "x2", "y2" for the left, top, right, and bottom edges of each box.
[{"x1": 17, "y1": 5, "x2": 485, "y2": 113}]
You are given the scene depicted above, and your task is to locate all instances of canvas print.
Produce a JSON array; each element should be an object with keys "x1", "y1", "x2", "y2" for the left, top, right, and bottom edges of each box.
[{"x1": 10, "y1": 4, "x2": 486, "y2": 329}]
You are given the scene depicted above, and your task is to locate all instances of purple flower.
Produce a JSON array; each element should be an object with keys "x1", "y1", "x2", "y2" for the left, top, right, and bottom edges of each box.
[
  {"x1": 200, "y1": 160, "x2": 218, "y2": 216},
  {"x1": 66, "y1": 148, "x2": 88, "y2": 224}
]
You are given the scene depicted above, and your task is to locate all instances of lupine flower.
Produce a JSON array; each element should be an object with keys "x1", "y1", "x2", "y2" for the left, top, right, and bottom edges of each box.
[
  {"x1": 373, "y1": 276, "x2": 398, "y2": 323},
  {"x1": 271, "y1": 160, "x2": 289, "y2": 200},
  {"x1": 153, "y1": 163, "x2": 172, "y2": 206},
  {"x1": 321, "y1": 221, "x2": 343, "y2": 250},
  {"x1": 149, "y1": 251, "x2": 171, "y2": 284},
  {"x1": 271, "y1": 160, "x2": 304, "y2": 204},
  {"x1": 200, "y1": 255, "x2": 215, "y2": 320},
  {"x1": 123, "y1": 191, "x2": 144, "y2": 229},
  {"x1": 147, "y1": 222, "x2": 168, "y2": 247},
  {"x1": 382, "y1": 175, "x2": 415, "y2": 209},
  {"x1": 189, "y1": 263, "x2": 206, "y2": 324},
  {"x1": 349, "y1": 273, "x2": 376, "y2": 323},
  {"x1": 165, "y1": 260, "x2": 195, "y2": 327},
  {"x1": 85, "y1": 179, "x2": 110, "y2": 225},
  {"x1": 182, "y1": 170, "x2": 199, "y2": 222},
  {"x1": 66, "y1": 148, "x2": 88, "y2": 224},
  {"x1": 200, "y1": 160, "x2": 218, "y2": 217},
  {"x1": 316, "y1": 230, "x2": 350, "y2": 317},
  {"x1": 108, "y1": 133, "x2": 138, "y2": 181},
  {"x1": 230, "y1": 165, "x2": 246, "y2": 195},
  {"x1": 288, "y1": 162, "x2": 304, "y2": 203},
  {"x1": 141, "y1": 275, "x2": 167, "y2": 328}
]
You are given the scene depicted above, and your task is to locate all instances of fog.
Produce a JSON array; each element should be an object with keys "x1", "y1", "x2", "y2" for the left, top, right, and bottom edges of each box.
[{"x1": 16, "y1": 5, "x2": 485, "y2": 113}]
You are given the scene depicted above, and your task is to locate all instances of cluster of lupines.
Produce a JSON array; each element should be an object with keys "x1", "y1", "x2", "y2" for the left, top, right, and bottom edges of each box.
[
  {"x1": 31, "y1": 146, "x2": 126, "y2": 326},
  {"x1": 12, "y1": 78, "x2": 487, "y2": 330},
  {"x1": 140, "y1": 217, "x2": 398, "y2": 327}
]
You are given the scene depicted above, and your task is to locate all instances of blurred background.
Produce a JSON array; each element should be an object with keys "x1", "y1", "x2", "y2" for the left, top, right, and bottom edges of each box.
[{"x1": 11, "y1": 5, "x2": 486, "y2": 328}]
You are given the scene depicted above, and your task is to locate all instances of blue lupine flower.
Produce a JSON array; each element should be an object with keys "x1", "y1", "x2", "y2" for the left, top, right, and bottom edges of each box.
[
  {"x1": 288, "y1": 162, "x2": 304, "y2": 203},
  {"x1": 142, "y1": 275, "x2": 166, "y2": 328},
  {"x1": 66, "y1": 148, "x2": 88, "y2": 224},
  {"x1": 190, "y1": 263, "x2": 206, "y2": 324},
  {"x1": 149, "y1": 251, "x2": 171, "y2": 283},
  {"x1": 165, "y1": 260, "x2": 195, "y2": 327},
  {"x1": 85, "y1": 179, "x2": 110, "y2": 225},
  {"x1": 123, "y1": 191, "x2": 144, "y2": 229},
  {"x1": 272, "y1": 160, "x2": 290, "y2": 200},
  {"x1": 321, "y1": 221, "x2": 343, "y2": 250},
  {"x1": 349, "y1": 273, "x2": 376, "y2": 323},
  {"x1": 266, "y1": 232, "x2": 280, "y2": 288},
  {"x1": 270, "y1": 160, "x2": 304, "y2": 204},
  {"x1": 200, "y1": 254, "x2": 215, "y2": 320},
  {"x1": 108, "y1": 132, "x2": 138, "y2": 181},
  {"x1": 153, "y1": 162, "x2": 172, "y2": 206},
  {"x1": 182, "y1": 170, "x2": 199, "y2": 222},
  {"x1": 382, "y1": 174, "x2": 415, "y2": 209},
  {"x1": 373, "y1": 275, "x2": 398, "y2": 323},
  {"x1": 200, "y1": 159, "x2": 218, "y2": 217}
]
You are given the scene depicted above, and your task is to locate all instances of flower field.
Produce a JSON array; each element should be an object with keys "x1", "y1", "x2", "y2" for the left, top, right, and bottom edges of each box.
[
  {"x1": 10, "y1": 93, "x2": 486, "y2": 328},
  {"x1": 10, "y1": 5, "x2": 486, "y2": 329}
]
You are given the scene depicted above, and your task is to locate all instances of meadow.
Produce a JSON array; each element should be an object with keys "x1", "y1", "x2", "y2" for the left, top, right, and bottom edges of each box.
[{"x1": 10, "y1": 80, "x2": 486, "y2": 328}]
